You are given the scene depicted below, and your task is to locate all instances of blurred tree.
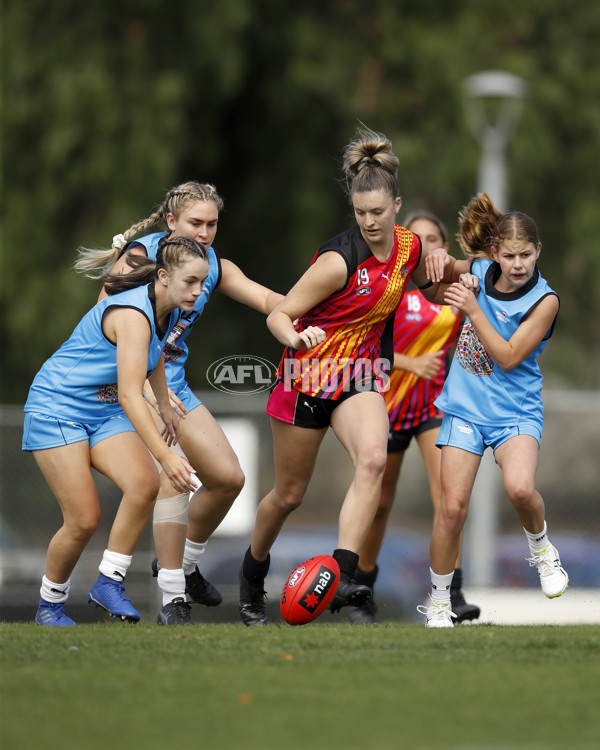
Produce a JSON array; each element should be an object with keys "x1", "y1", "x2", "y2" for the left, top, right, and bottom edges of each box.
[{"x1": 2, "y1": 0, "x2": 599, "y2": 401}]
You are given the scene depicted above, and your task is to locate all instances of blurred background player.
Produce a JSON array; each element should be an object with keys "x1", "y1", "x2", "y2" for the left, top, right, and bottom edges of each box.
[
  {"x1": 418, "y1": 193, "x2": 568, "y2": 628},
  {"x1": 26, "y1": 236, "x2": 206, "y2": 626},
  {"x1": 349, "y1": 211, "x2": 480, "y2": 625},
  {"x1": 77, "y1": 181, "x2": 283, "y2": 624},
  {"x1": 237, "y1": 127, "x2": 452, "y2": 625}
]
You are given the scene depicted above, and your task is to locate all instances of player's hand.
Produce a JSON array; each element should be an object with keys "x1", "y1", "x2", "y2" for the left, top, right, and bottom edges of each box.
[
  {"x1": 166, "y1": 389, "x2": 187, "y2": 418},
  {"x1": 158, "y1": 408, "x2": 181, "y2": 446},
  {"x1": 425, "y1": 247, "x2": 451, "y2": 283},
  {"x1": 409, "y1": 351, "x2": 444, "y2": 380},
  {"x1": 458, "y1": 273, "x2": 480, "y2": 294},
  {"x1": 443, "y1": 282, "x2": 478, "y2": 315},
  {"x1": 159, "y1": 453, "x2": 199, "y2": 494},
  {"x1": 144, "y1": 382, "x2": 187, "y2": 419},
  {"x1": 294, "y1": 325, "x2": 327, "y2": 350}
]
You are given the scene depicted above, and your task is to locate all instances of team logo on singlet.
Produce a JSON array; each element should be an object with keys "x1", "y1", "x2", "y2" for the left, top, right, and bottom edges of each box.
[
  {"x1": 164, "y1": 317, "x2": 194, "y2": 363},
  {"x1": 163, "y1": 342, "x2": 185, "y2": 363},
  {"x1": 96, "y1": 383, "x2": 119, "y2": 403},
  {"x1": 455, "y1": 320, "x2": 494, "y2": 377}
]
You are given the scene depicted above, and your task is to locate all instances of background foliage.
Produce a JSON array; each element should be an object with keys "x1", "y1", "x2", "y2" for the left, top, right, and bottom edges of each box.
[{"x1": 2, "y1": 0, "x2": 600, "y2": 399}]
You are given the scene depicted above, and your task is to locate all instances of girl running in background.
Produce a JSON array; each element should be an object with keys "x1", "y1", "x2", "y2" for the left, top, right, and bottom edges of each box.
[
  {"x1": 238, "y1": 127, "x2": 450, "y2": 625},
  {"x1": 76, "y1": 182, "x2": 283, "y2": 624},
  {"x1": 418, "y1": 193, "x2": 568, "y2": 628},
  {"x1": 25, "y1": 236, "x2": 207, "y2": 626},
  {"x1": 350, "y1": 211, "x2": 480, "y2": 625}
]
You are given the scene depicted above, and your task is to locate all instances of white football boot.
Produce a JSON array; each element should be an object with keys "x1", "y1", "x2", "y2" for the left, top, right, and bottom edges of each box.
[
  {"x1": 527, "y1": 544, "x2": 569, "y2": 598},
  {"x1": 417, "y1": 597, "x2": 457, "y2": 628}
]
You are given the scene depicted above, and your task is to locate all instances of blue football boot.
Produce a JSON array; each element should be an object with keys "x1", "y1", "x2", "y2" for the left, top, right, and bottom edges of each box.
[
  {"x1": 35, "y1": 599, "x2": 76, "y2": 626},
  {"x1": 88, "y1": 573, "x2": 140, "y2": 622}
]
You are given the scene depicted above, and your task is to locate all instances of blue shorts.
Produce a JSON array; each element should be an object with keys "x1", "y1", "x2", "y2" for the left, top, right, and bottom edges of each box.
[
  {"x1": 436, "y1": 414, "x2": 542, "y2": 456},
  {"x1": 171, "y1": 383, "x2": 203, "y2": 414},
  {"x1": 22, "y1": 412, "x2": 136, "y2": 451}
]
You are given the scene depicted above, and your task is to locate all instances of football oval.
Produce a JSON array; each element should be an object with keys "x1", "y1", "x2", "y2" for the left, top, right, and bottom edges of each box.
[{"x1": 280, "y1": 554, "x2": 340, "y2": 625}]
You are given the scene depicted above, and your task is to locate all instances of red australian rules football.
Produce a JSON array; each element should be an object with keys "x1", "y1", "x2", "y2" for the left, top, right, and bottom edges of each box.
[{"x1": 280, "y1": 554, "x2": 340, "y2": 625}]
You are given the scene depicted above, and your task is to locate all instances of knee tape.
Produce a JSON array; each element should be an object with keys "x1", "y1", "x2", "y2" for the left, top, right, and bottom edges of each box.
[{"x1": 153, "y1": 493, "x2": 189, "y2": 524}]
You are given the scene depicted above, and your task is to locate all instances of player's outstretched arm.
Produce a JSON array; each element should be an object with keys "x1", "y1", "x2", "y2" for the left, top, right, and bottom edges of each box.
[{"x1": 219, "y1": 259, "x2": 284, "y2": 314}]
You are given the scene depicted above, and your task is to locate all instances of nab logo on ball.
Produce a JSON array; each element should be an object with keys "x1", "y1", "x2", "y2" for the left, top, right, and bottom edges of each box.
[
  {"x1": 280, "y1": 554, "x2": 340, "y2": 626},
  {"x1": 298, "y1": 565, "x2": 336, "y2": 614}
]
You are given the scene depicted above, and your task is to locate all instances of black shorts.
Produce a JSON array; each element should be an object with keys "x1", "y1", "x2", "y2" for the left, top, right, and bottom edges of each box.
[
  {"x1": 267, "y1": 380, "x2": 381, "y2": 429},
  {"x1": 387, "y1": 415, "x2": 443, "y2": 453}
]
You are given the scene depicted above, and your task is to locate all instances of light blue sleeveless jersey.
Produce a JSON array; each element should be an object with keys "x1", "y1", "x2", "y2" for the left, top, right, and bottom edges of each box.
[
  {"x1": 435, "y1": 259, "x2": 558, "y2": 429},
  {"x1": 128, "y1": 232, "x2": 222, "y2": 392},
  {"x1": 25, "y1": 283, "x2": 178, "y2": 422}
]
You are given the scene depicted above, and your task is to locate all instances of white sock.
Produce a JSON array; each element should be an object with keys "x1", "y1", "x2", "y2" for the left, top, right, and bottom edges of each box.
[
  {"x1": 430, "y1": 568, "x2": 454, "y2": 604},
  {"x1": 182, "y1": 539, "x2": 207, "y2": 575},
  {"x1": 157, "y1": 568, "x2": 186, "y2": 606},
  {"x1": 40, "y1": 575, "x2": 70, "y2": 603},
  {"x1": 98, "y1": 549, "x2": 132, "y2": 581},
  {"x1": 524, "y1": 521, "x2": 549, "y2": 553}
]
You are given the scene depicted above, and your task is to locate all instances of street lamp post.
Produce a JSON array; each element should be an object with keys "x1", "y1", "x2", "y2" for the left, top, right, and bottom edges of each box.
[
  {"x1": 463, "y1": 70, "x2": 528, "y2": 212},
  {"x1": 461, "y1": 71, "x2": 528, "y2": 587}
]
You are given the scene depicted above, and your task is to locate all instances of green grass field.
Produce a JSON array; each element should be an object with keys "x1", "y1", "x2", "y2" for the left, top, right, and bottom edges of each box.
[{"x1": 1, "y1": 622, "x2": 599, "y2": 750}]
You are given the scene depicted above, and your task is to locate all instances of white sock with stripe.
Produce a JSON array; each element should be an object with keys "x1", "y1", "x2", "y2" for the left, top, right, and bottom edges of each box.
[
  {"x1": 99, "y1": 549, "x2": 132, "y2": 581},
  {"x1": 430, "y1": 568, "x2": 454, "y2": 604},
  {"x1": 524, "y1": 521, "x2": 549, "y2": 554},
  {"x1": 40, "y1": 575, "x2": 70, "y2": 603}
]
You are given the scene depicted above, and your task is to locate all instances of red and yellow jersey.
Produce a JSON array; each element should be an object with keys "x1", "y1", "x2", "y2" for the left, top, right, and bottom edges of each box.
[
  {"x1": 385, "y1": 289, "x2": 461, "y2": 430},
  {"x1": 279, "y1": 224, "x2": 421, "y2": 399}
]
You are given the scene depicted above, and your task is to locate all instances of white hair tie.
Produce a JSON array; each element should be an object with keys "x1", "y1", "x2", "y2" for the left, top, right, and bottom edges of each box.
[{"x1": 112, "y1": 233, "x2": 127, "y2": 251}]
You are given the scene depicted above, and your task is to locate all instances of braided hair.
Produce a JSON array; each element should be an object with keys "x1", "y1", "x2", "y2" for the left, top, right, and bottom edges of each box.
[
  {"x1": 75, "y1": 182, "x2": 223, "y2": 279},
  {"x1": 103, "y1": 235, "x2": 207, "y2": 295}
]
